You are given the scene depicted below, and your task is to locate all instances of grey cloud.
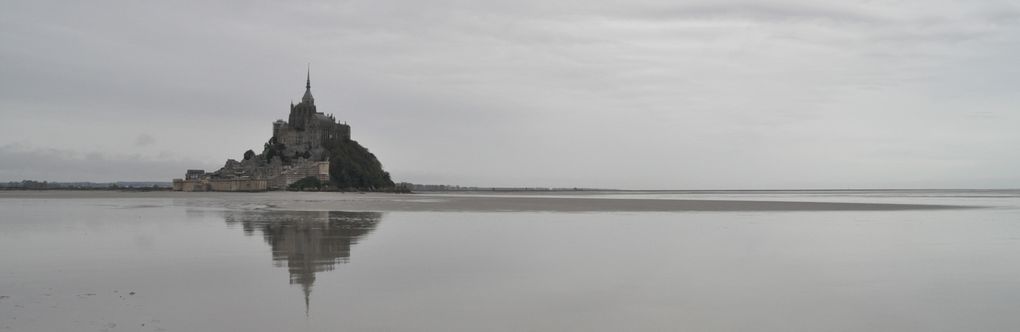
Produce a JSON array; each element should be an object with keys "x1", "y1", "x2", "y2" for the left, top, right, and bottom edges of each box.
[
  {"x1": 2, "y1": 0, "x2": 1019, "y2": 188},
  {"x1": 617, "y1": 2, "x2": 888, "y2": 24},
  {"x1": 135, "y1": 134, "x2": 156, "y2": 147}
]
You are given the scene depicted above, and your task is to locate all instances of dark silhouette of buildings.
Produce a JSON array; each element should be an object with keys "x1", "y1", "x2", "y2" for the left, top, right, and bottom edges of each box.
[
  {"x1": 173, "y1": 69, "x2": 350, "y2": 191},
  {"x1": 224, "y1": 210, "x2": 382, "y2": 314},
  {"x1": 273, "y1": 68, "x2": 351, "y2": 160}
]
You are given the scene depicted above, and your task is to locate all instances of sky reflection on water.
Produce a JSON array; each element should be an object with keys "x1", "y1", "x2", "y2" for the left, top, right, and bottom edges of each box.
[{"x1": 3, "y1": 193, "x2": 1020, "y2": 331}]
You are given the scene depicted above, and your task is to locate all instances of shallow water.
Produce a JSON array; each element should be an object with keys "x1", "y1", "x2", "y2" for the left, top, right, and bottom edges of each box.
[{"x1": 2, "y1": 192, "x2": 1020, "y2": 331}]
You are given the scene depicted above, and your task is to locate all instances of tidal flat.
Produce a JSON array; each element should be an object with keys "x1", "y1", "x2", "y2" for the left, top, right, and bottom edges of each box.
[{"x1": 2, "y1": 190, "x2": 1019, "y2": 331}]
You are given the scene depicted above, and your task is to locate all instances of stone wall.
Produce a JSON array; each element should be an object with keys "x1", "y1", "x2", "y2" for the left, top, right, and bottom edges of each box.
[
  {"x1": 209, "y1": 179, "x2": 268, "y2": 192},
  {"x1": 269, "y1": 161, "x2": 330, "y2": 190},
  {"x1": 172, "y1": 179, "x2": 209, "y2": 192},
  {"x1": 273, "y1": 121, "x2": 350, "y2": 161},
  {"x1": 172, "y1": 178, "x2": 268, "y2": 192}
]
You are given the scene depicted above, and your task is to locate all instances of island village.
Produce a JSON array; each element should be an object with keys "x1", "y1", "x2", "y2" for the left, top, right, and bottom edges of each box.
[{"x1": 173, "y1": 70, "x2": 387, "y2": 192}]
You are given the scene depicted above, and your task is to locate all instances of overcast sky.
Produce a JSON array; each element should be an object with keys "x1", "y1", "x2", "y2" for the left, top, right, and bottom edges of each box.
[{"x1": 2, "y1": 0, "x2": 1019, "y2": 189}]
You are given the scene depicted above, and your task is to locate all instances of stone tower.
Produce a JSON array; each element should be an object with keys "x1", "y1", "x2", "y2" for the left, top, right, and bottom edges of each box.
[
  {"x1": 289, "y1": 68, "x2": 317, "y2": 130},
  {"x1": 271, "y1": 68, "x2": 352, "y2": 162}
]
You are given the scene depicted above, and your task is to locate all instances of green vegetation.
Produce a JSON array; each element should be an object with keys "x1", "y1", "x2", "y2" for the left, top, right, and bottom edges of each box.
[
  {"x1": 323, "y1": 139, "x2": 396, "y2": 191},
  {"x1": 260, "y1": 137, "x2": 397, "y2": 192},
  {"x1": 287, "y1": 176, "x2": 323, "y2": 191},
  {"x1": 262, "y1": 137, "x2": 289, "y2": 163}
]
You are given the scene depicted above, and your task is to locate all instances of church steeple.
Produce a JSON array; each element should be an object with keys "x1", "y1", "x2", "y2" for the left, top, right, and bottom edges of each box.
[{"x1": 302, "y1": 64, "x2": 314, "y2": 104}]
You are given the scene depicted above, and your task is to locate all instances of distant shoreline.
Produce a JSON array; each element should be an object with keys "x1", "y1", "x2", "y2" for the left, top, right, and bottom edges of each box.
[
  {"x1": 4, "y1": 185, "x2": 1016, "y2": 193},
  {"x1": 0, "y1": 190, "x2": 979, "y2": 212}
]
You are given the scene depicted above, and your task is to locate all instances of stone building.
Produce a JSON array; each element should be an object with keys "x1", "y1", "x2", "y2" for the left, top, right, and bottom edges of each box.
[
  {"x1": 272, "y1": 70, "x2": 350, "y2": 162},
  {"x1": 173, "y1": 69, "x2": 347, "y2": 192},
  {"x1": 185, "y1": 170, "x2": 205, "y2": 180}
]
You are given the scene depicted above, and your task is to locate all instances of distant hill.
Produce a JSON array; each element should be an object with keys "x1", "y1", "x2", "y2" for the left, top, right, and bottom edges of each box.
[{"x1": 1, "y1": 180, "x2": 172, "y2": 190}]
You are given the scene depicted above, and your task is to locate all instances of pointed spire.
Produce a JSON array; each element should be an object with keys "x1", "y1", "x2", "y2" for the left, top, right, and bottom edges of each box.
[
  {"x1": 304, "y1": 284, "x2": 311, "y2": 317},
  {"x1": 301, "y1": 64, "x2": 314, "y2": 104}
]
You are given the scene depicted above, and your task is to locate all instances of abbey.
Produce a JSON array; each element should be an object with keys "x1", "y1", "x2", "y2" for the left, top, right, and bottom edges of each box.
[
  {"x1": 272, "y1": 71, "x2": 351, "y2": 161},
  {"x1": 172, "y1": 69, "x2": 390, "y2": 192}
]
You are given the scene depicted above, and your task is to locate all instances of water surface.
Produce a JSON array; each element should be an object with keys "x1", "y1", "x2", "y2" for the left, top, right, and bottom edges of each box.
[{"x1": 1, "y1": 191, "x2": 1019, "y2": 331}]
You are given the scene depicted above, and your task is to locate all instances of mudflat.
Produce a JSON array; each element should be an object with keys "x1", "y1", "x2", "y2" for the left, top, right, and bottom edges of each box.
[{"x1": 1, "y1": 190, "x2": 1015, "y2": 331}]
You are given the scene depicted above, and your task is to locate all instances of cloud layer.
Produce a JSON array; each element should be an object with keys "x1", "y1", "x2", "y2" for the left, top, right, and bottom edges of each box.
[{"x1": 2, "y1": 0, "x2": 1019, "y2": 188}]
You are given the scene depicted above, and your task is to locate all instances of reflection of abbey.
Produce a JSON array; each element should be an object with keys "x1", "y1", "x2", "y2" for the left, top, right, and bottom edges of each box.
[
  {"x1": 223, "y1": 210, "x2": 382, "y2": 314},
  {"x1": 173, "y1": 70, "x2": 348, "y2": 191}
]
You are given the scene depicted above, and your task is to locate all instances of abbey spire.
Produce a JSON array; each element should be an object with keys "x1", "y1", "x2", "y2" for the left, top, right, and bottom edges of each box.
[{"x1": 302, "y1": 65, "x2": 314, "y2": 104}]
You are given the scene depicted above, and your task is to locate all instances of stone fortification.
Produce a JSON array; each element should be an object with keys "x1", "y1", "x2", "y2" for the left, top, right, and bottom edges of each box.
[{"x1": 173, "y1": 69, "x2": 356, "y2": 192}]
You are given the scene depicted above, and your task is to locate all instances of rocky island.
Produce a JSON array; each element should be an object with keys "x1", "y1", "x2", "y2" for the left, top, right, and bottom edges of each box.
[{"x1": 173, "y1": 70, "x2": 395, "y2": 192}]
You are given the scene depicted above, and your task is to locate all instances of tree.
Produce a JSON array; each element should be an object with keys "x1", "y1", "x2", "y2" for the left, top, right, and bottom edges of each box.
[
  {"x1": 262, "y1": 137, "x2": 287, "y2": 162},
  {"x1": 323, "y1": 139, "x2": 395, "y2": 190},
  {"x1": 258, "y1": 135, "x2": 397, "y2": 191}
]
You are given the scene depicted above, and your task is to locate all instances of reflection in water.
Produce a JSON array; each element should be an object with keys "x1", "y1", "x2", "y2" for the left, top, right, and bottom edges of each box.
[{"x1": 224, "y1": 210, "x2": 382, "y2": 314}]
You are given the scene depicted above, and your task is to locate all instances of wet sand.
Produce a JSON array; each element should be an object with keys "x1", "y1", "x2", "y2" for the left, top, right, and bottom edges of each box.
[
  {"x1": 0, "y1": 190, "x2": 976, "y2": 212},
  {"x1": 0, "y1": 190, "x2": 1013, "y2": 331}
]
